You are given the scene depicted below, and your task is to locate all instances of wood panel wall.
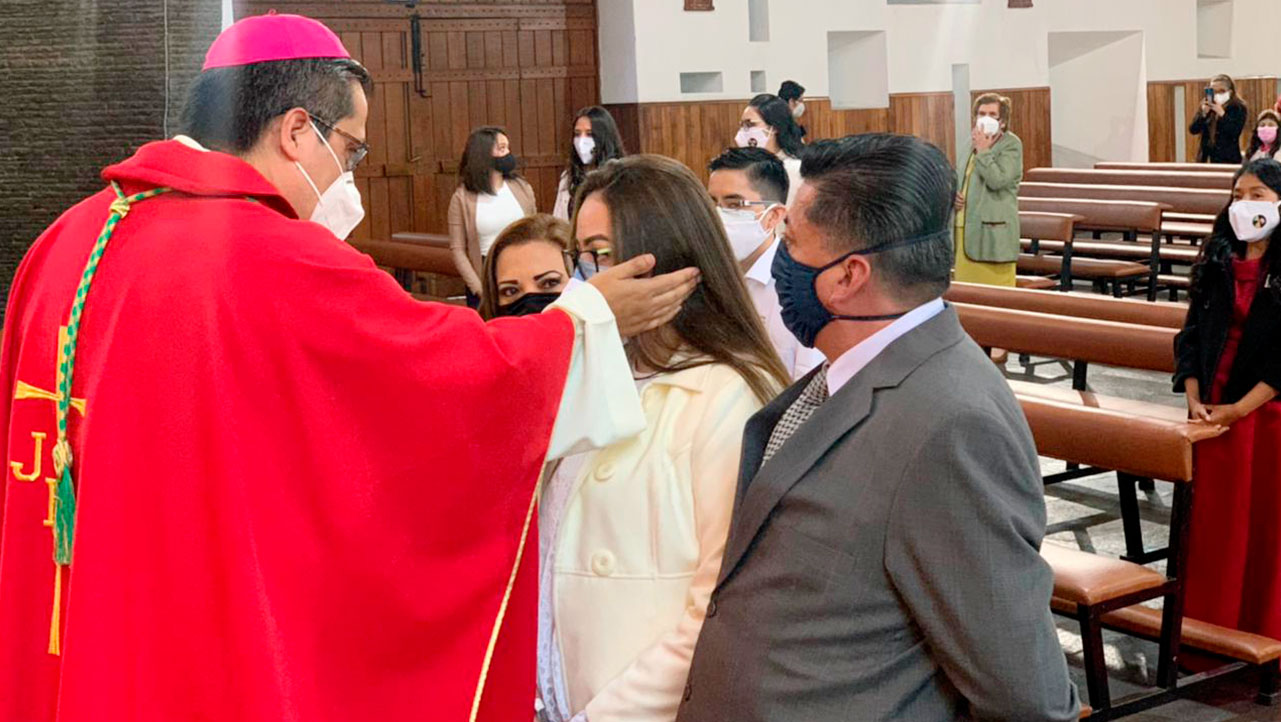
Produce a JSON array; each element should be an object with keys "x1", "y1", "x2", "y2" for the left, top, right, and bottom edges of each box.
[
  {"x1": 234, "y1": 0, "x2": 598, "y2": 242},
  {"x1": 971, "y1": 87, "x2": 1051, "y2": 172},
  {"x1": 1147, "y1": 76, "x2": 1277, "y2": 162},
  {"x1": 608, "y1": 89, "x2": 1052, "y2": 184}
]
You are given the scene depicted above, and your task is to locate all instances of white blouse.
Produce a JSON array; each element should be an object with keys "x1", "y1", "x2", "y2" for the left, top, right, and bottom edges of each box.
[{"x1": 475, "y1": 181, "x2": 526, "y2": 256}]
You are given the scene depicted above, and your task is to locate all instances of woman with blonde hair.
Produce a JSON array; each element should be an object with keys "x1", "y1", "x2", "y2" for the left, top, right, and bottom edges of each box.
[
  {"x1": 478, "y1": 214, "x2": 573, "y2": 319},
  {"x1": 537, "y1": 155, "x2": 788, "y2": 722}
]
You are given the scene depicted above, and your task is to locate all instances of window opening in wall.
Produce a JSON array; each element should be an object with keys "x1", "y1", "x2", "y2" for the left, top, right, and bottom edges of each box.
[
  {"x1": 680, "y1": 72, "x2": 724, "y2": 94},
  {"x1": 751, "y1": 70, "x2": 767, "y2": 93},
  {"x1": 827, "y1": 31, "x2": 888, "y2": 110},
  {"x1": 1197, "y1": 0, "x2": 1233, "y2": 59},
  {"x1": 748, "y1": 0, "x2": 769, "y2": 42}
]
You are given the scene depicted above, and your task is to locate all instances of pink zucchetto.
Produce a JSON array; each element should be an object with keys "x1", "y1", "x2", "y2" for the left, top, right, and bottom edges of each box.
[{"x1": 203, "y1": 11, "x2": 351, "y2": 70}]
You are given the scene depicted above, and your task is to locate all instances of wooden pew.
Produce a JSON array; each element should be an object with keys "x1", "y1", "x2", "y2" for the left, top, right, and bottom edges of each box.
[
  {"x1": 951, "y1": 303, "x2": 1278, "y2": 715},
  {"x1": 945, "y1": 282, "x2": 1186, "y2": 328},
  {"x1": 348, "y1": 238, "x2": 461, "y2": 301},
  {"x1": 1026, "y1": 167, "x2": 1235, "y2": 190},
  {"x1": 1095, "y1": 161, "x2": 1242, "y2": 174},
  {"x1": 1019, "y1": 182, "x2": 1230, "y2": 216},
  {"x1": 1017, "y1": 198, "x2": 1169, "y2": 300}
]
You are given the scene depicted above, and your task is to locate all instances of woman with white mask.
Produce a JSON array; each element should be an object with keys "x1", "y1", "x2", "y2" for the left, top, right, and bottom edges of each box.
[
  {"x1": 553, "y1": 106, "x2": 627, "y2": 221},
  {"x1": 735, "y1": 94, "x2": 805, "y2": 205},
  {"x1": 953, "y1": 93, "x2": 1023, "y2": 288},
  {"x1": 1176, "y1": 158, "x2": 1281, "y2": 641},
  {"x1": 1191, "y1": 74, "x2": 1248, "y2": 164}
]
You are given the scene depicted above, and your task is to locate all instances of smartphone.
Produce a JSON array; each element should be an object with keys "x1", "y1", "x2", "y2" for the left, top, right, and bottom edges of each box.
[{"x1": 1205, "y1": 87, "x2": 1215, "y2": 102}]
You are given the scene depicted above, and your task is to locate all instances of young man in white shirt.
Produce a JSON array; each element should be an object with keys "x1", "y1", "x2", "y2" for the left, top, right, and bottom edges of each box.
[{"x1": 709, "y1": 147, "x2": 825, "y2": 379}]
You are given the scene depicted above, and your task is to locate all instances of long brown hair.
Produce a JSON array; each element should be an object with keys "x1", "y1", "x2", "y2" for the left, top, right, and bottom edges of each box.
[
  {"x1": 479, "y1": 214, "x2": 573, "y2": 319},
  {"x1": 571, "y1": 155, "x2": 789, "y2": 404},
  {"x1": 459, "y1": 126, "x2": 518, "y2": 194}
]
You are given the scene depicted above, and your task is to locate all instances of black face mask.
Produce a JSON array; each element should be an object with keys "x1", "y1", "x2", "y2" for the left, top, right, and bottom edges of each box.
[
  {"x1": 493, "y1": 153, "x2": 519, "y2": 175},
  {"x1": 494, "y1": 291, "x2": 560, "y2": 317}
]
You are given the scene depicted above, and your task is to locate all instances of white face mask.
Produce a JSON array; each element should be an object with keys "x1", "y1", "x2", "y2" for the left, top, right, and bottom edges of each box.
[
  {"x1": 1229, "y1": 200, "x2": 1281, "y2": 242},
  {"x1": 296, "y1": 122, "x2": 365, "y2": 240},
  {"x1": 976, "y1": 115, "x2": 1001, "y2": 137},
  {"x1": 736, "y1": 126, "x2": 772, "y2": 150},
  {"x1": 1215, "y1": 92, "x2": 1232, "y2": 106},
  {"x1": 574, "y1": 135, "x2": 597, "y2": 165},
  {"x1": 792, "y1": 101, "x2": 806, "y2": 119},
  {"x1": 718, "y1": 205, "x2": 779, "y2": 261}
]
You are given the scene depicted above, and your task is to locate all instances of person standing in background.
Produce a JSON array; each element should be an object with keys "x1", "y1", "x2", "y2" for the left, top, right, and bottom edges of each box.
[
  {"x1": 1246, "y1": 110, "x2": 1281, "y2": 162},
  {"x1": 448, "y1": 126, "x2": 537, "y2": 307},
  {"x1": 1176, "y1": 159, "x2": 1281, "y2": 641},
  {"x1": 1191, "y1": 74, "x2": 1247, "y2": 165},
  {"x1": 736, "y1": 94, "x2": 806, "y2": 206},
  {"x1": 708, "y1": 147, "x2": 824, "y2": 380},
  {"x1": 553, "y1": 106, "x2": 627, "y2": 221},
  {"x1": 777, "y1": 80, "x2": 808, "y2": 142},
  {"x1": 953, "y1": 93, "x2": 1023, "y2": 287}
]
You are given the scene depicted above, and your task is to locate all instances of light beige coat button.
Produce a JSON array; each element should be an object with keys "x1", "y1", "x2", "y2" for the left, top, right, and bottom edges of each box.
[
  {"x1": 590, "y1": 550, "x2": 616, "y2": 576},
  {"x1": 594, "y1": 461, "x2": 615, "y2": 481}
]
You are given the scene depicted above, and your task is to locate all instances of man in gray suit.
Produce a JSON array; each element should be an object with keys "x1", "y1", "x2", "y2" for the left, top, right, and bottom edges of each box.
[{"x1": 677, "y1": 134, "x2": 1079, "y2": 721}]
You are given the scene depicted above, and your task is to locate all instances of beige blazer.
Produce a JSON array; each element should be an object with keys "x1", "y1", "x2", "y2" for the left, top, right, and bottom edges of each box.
[
  {"x1": 447, "y1": 177, "x2": 536, "y2": 292},
  {"x1": 550, "y1": 362, "x2": 764, "y2": 722}
]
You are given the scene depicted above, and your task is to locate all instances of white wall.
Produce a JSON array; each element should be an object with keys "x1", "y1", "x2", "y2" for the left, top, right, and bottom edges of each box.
[
  {"x1": 600, "y1": 0, "x2": 1281, "y2": 104},
  {"x1": 1049, "y1": 31, "x2": 1148, "y2": 166}
]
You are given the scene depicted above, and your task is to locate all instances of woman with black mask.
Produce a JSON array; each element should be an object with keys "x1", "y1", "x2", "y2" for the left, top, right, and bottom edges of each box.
[
  {"x1": 479, "y1": 214, "x2": 574, "y2": 319},
  {"x1": 448, "y1": 126, "x2": 537, "y2": 307},
  {"x1": 1176, "y1": 158, "x2": 1281, "y2": 640}
]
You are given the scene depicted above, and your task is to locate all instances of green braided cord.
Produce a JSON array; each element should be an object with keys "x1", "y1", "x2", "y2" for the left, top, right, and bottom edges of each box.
[{"x1": 52, "y1": 181, "x2": 170, "y2": 565}]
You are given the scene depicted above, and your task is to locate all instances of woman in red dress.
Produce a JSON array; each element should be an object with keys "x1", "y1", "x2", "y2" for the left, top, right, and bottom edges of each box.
[{"x1": 1177, "y1": 158, "x2": 1281, "y2": 638}]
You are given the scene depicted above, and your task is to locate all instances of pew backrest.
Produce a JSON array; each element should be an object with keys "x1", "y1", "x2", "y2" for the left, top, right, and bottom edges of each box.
[
  {"x1": 1019, "y1": 212, "x2": 1082, "y2": 243},
  {"x1": 953, "y1": 302, "x2": 1177, "y2": 373},
  {"x1": 1017, "y1": 198, "x2": 1166, "y2": 234},
  {"x1": 1026, "y1": 168, "x2": 1235, "y2": 191},
  {"x1": 350, "y1": 239, "x2": 459, "y2": 277},
  {"x1": 1019, "y1": 182, "x2": 1231, "y2": 216},
  {"x1": 945, "y1": 283, "x2": 1187, "y2": 328},
  {"x1": 1094, "y1": 161, "x2": 1241, "y2": 174}
]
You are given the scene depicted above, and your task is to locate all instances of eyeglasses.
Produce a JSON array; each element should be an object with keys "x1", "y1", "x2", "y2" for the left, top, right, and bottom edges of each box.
[
  {"x1": 309, "y1": 113, "x2": 370, "y2": 172},
  {"x1": 576, "y1": 248, "x2": 614, "y2": 275},
  {"x1": 717, "y1": 199, "x2": 776, "y2": 212}
]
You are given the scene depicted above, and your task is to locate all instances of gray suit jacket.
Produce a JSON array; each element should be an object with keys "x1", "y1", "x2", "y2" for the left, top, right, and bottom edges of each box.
[{"x1": 676, "y1": 306, "x2": 1079, "y2": 722}]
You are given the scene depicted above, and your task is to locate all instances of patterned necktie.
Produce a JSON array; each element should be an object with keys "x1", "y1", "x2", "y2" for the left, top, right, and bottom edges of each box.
[{"x1": 762, "y1": 364, "x2": 830, "y2": 464}]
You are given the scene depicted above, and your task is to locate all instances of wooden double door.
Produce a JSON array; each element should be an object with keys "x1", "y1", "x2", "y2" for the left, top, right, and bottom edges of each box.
[{"x1": 235, "y1": 1, "x2": 600, "y2": 242}]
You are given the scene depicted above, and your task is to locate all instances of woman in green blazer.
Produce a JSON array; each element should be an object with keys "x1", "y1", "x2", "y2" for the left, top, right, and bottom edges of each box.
[{"x1": 954, "y1": 93, "x2": 1023, "y2": 287}]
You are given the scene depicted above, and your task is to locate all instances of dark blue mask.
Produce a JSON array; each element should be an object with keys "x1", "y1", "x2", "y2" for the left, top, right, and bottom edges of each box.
[{"x1": 771, "y1": 230, "x2": 949, "y2": 348}]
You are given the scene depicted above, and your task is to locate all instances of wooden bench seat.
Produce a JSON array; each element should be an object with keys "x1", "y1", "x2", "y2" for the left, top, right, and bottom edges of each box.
[
  {"x1": 1021, "y1": 238, "x2": 1200, "y2": 264},
  {"x1": 945, "y1": 283, "x2": 1186, "y2": 329},
  {"x1": 1043, "y1": 544, "x2": 1166, "y2": 606},
  {"x1": 1018, "y1": 255, "x2": 1147, "y2": 293},
  {"x1": 1099, "y1": 605, "x2": 1281, "y2": 667},
  {"x1": 1016, "y1": 275, "x2": 1057, "y2": 289},
  {"x1": 1095, "y1": 161, "x2": 1242, "y2": 174},
  {"x1": 1162, "y1": 220, "x2": 1214, "y2": 240}
]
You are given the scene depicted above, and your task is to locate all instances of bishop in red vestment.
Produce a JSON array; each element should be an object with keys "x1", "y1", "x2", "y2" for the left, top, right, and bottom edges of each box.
[{"x1": 0, "y1": 13, "x2": 693, "y2": 722}]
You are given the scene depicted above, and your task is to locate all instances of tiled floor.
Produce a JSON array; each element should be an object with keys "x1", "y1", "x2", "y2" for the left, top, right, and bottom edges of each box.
[{"x1": 1015, "y1": 355, "x2": 1281, "y2": 721}]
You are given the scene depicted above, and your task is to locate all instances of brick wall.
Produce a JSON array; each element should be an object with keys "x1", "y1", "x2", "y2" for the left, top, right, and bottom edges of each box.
[{"x1": 0, "y1": 0, "x2": 221, "y2": 311}]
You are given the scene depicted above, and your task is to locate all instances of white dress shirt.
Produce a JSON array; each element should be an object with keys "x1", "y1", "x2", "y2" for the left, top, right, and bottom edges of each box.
[
  {"x1": 825, "y1": 297, "x2": 946, "y2": 397},
  {"x1": 475, "y1": 181, "x2": 526, "y2": 256},
  {"x1": 745, "y1": 239, "x2": 826, "y2": 381}
]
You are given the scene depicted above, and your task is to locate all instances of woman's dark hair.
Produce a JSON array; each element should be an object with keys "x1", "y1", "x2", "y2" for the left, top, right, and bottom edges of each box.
[
  {"x1": 748, "y1": 94, "x2": 805, "y2": 158},
  {"x1": 778, "y1": 80, "x2": 805, "y2": 103},
  {"x1": 1245, "y1": 110, "x2": 1281, "y2": 160},
  {"x1": 571, "y1": 155, "x2": 789, "y2": 404},
  {"x1": 181, "y1": 58, "x2": 372, "y2": 154},
  {"x1": 1193, "y1": 158, "x2": 1281, "y2": 291},
  {"x1": 459, "y1": 126, "x2": 517, "y2": 194},
  {"x1": 479, "y1": 214, "x2": 573, "y2": 319},
  {"x1": 565, "y1": 106, "x2": 626, "y2": 217}
]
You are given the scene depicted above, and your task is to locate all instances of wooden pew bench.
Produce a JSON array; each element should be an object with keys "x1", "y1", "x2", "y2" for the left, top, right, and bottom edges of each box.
[
  {"x1": 945, "y1": 282, "x2": 1186, "y2": 328},
  {"x1": 1026, "y1": 167, "x2": 1236, "y2": 191},
  {"x1": 349, "y1": 238, "x2": 462, "y2": 301},
  {"x1": 1095, "y1": 161, "x2": 1242, "y2": 174},
  {"x1": 1020, "y1": 182, "x2": 1230, "y2": 217}
]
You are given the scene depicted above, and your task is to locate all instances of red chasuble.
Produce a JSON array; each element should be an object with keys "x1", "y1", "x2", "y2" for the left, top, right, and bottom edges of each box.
[{"x1": 0, "y1": 140, "x2": 573, "y2": 722}]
